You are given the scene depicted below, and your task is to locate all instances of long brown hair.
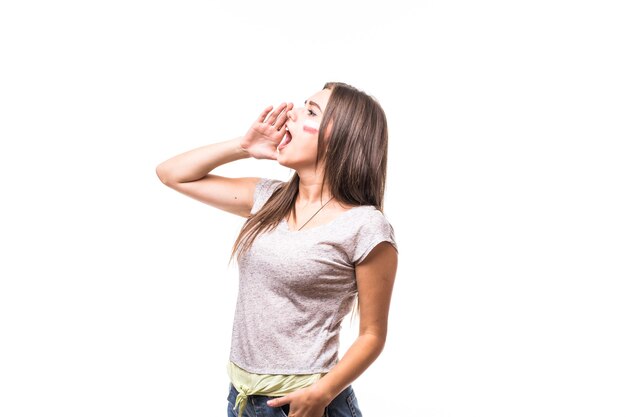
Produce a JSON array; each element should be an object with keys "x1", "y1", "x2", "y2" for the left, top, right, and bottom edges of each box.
[{"x1": 229, "y1": 82, "x2": 389, "y2": 264}]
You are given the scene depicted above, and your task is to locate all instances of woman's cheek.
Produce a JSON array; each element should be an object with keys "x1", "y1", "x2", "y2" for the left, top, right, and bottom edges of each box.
[{"x1": 303, "y1": 119, "x2": 319, "y2": 134}]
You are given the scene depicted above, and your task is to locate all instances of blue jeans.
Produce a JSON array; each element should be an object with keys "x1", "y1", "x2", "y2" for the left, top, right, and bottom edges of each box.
[{"x1": 226, "y1": 383, "x2": 363, "y2": 417}]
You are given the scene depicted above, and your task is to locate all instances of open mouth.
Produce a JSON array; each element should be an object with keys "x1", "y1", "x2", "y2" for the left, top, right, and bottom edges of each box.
[{"x1": 278, "y1": 127, "x2": 292, "y2": 151}]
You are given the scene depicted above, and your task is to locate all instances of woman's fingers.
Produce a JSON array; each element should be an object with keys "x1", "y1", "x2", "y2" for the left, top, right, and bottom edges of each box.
[
  {"x1": 274, "y1": 102, "x2": 293, "y2": 130},
  {"x1": 252, "y1": 102, "x2": 291, "y2": 140},
  {"x1": 267, "y1": 395, "x2": 289, "y2": 407},
  {"x1": 265, "y1": 102, "x2": 287, "y2": 126},
  {"x1": 256, "y1": 105, "x2": 273, "y2": 123}
]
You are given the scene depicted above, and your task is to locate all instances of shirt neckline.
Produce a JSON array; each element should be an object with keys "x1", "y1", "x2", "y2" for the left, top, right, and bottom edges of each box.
[{"x1": 279, "y1": 205, "x2": 370, "y2": 233}]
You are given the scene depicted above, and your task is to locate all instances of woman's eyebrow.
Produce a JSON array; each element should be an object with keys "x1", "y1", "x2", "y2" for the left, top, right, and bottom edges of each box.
[{"x1": 305, "y1": 100, "x2": 323, "y2": 113}]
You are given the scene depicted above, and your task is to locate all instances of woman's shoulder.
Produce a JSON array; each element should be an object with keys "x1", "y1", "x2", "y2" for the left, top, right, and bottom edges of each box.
[
  {"x1": 255, "y1": 177, "x2": 285, "y2": 201},
  {"x1": 338, "y1": 204, "x2": 396, "y2": 239},
  {"x1": 343, "y1": 203, "x2": 392, "y2": 219},
  {"x1": 251, "y1": 177, "x2": 286, "y2": 214},
  {"x1": 256, "y1": 177, "x2": 286, "y2": 192},
  {"x1": 343, "y1": 205, "x2": 398, "y2": 264}
]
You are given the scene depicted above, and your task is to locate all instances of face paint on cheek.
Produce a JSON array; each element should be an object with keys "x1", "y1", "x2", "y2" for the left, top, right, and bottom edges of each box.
[{"x1": 302, "y1": 119, "x2": 319, "y2": 134}]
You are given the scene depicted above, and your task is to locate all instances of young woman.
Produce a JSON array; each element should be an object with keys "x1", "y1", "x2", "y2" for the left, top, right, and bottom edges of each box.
[{"x1": 156, "y1": 82, "x2": 399, "y2": 417}]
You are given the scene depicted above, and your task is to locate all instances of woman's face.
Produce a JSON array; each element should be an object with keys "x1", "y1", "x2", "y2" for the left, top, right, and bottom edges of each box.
[{"x1": 277, "y1": 88, "x2": 332, "y2": 171}]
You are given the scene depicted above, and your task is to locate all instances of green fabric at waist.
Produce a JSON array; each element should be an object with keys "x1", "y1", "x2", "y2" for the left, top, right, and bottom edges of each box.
[{"x1": 227, "y1": 361, "x2": 325, "y2": 417}]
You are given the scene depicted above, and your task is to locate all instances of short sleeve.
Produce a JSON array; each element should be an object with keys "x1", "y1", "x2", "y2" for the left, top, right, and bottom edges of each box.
[
  {"x1": 250, "y1": 178, "x2": 285, "y2": 215},
  {"x1": 351, "y1": 210, "x2": 399, "y2": 265}
]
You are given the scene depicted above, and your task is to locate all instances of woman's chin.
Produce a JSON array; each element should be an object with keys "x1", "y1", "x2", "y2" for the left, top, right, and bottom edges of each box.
[
  {"x1": 278, "y1": 149, "x2": 319, "y2": 172},
  {"x1": 276, "y1": 151, "x2": 291, "y2": 167}
]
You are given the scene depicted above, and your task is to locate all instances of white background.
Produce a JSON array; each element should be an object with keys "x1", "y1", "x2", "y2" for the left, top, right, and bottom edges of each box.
[{"x1": 1, "y1": 1, "x2": 625, "y2": 416}]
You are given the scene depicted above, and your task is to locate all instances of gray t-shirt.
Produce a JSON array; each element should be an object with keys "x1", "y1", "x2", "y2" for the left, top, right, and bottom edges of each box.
[{"x1": 229, "y1": 178, "x2": 399, "y2": 374}]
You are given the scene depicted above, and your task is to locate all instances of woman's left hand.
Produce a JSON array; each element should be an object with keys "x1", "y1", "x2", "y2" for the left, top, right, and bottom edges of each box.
[{"x1": 266, "y1": 385, "x2": 330, "y2": 417}]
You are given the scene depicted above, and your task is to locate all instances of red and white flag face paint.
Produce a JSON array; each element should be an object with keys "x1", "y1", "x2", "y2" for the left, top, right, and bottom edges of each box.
[{"x1": 303, "y1": 119, "x2": 319, "y2": 134}]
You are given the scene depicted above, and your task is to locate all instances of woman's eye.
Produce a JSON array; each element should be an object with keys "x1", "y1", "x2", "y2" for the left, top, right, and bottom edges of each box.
[{"x1": 306, "y1": 109, "x2": 317, "y2": 116}]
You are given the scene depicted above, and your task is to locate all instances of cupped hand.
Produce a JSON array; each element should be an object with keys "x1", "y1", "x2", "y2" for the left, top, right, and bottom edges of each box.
[
  {"x1": 266, "y1": 385, "x2": 329, "y2": 417},
  {"x1": 240, "y1": 102, "x2": 293, "y2": 160}
]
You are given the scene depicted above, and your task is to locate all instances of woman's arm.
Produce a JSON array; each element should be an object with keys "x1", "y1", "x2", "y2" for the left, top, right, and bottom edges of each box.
[
  {"x1": 315, "y1": 241, "x2": 398, "y2": 399},
  {"x1": 155, "y1": 103, "x2": 292, "y2": 218},
  {"x1": 267, "y1": 241, "x2": 398, "y2": 415},
  {"x1": 156, "y1": 138, "x2": 260, "y2": 217},
  {"x1": 156, "y1": 137, "x2": 250, "y2": 184}
]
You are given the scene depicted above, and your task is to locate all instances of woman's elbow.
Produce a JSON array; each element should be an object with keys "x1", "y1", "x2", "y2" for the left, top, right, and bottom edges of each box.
[
  {"x1": 361, "y1": 331, "x2": 387, "y2": 356},
  {"x1": 156, "y1": 164, "x2": 173, "y2": 185}
]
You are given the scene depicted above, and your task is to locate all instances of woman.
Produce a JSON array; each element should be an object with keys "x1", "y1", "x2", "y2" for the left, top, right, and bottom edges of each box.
[{"x1": 156, "y1": 82, "x2": 399, "y2": 417}]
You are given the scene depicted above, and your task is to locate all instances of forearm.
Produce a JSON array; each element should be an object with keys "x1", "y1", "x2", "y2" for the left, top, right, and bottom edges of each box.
[
  {"x1": 156, "y1": 137, "x2": 249, "y2": 184},
  {"x1": 313, "y1": 332, "x2": 385, "y2": 404}
]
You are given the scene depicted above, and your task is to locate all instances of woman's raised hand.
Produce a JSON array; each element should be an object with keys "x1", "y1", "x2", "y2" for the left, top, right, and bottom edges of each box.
[{"x1": 240, "y1": 102, "x2": 293, "y2": 160}]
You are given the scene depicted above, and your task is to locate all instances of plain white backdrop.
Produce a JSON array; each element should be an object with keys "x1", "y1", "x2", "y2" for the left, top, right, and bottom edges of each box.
[{"x1": 1, "y1": 1, "x2": 624, "y2": 416}]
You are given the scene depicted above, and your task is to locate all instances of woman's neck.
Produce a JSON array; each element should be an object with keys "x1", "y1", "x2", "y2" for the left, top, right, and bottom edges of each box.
[{"x1": 296, "y1": 172, "x2": 332, "y2": 205}]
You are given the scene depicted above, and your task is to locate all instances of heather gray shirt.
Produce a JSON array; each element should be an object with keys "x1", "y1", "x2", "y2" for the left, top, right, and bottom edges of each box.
[{"x1": 229, "y1": 178, "x2": 399, "y2": 374}]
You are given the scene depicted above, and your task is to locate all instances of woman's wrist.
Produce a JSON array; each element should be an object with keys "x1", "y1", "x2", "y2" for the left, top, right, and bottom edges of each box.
[
  {"x1": 309, "y1": 380, "x2": 337, "y2": 406},
  {"x1": 231, "y1": 137, "x2": 251, "y2": 159}
]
